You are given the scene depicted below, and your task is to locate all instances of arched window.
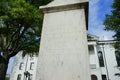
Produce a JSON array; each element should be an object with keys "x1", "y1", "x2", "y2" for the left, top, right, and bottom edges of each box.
[
  {"x1": 98, "y1": 51, "x2": 104, "y2": 67},
  {"x1": 91, "y1": 75, "x2": 98, "y2": 80}
]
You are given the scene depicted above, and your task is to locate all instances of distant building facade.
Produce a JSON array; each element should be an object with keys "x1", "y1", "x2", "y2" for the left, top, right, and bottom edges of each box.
[
  {"x1": 88, "y1": 34, "x2": 120, "y2": 80},
  {"x1": 10, "y1": 35, "x2": 120, "y2": 80},
  {"x1": 10, "y1": 51, "x2": 38, "y2": 80}
]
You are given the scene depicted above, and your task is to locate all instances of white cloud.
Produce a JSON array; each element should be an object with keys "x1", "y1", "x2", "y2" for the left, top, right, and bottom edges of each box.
[{"x1": 90, "y1": 0, "x2": 99, "y2": 5}]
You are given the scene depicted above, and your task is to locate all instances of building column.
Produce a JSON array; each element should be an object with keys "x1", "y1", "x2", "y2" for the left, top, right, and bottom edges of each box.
[{"x1": 93, "y1": 44, "x2": 100, "y2": 68}]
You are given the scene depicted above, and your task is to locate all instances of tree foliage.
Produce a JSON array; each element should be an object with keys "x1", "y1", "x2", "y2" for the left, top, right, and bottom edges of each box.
[
  {"x1": 0, "y1": 0, "x2": 52, "y2": 56},
  {"x1": 0, "y1": 0, "x2": 52, "y2": 79},
  {"x1": 104, "y1": 0, "x2": 120, "y2": 49}
]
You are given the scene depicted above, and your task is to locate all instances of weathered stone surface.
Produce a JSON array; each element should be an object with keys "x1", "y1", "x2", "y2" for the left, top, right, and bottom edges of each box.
[{"x1": 36, "y1": 0, "x2": 90, "y2": 80}]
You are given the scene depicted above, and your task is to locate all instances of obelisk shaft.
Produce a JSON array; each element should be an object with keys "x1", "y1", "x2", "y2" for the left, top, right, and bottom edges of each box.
[{"x1": 36, "y1": 0, "x2": 90, "y2": 80}]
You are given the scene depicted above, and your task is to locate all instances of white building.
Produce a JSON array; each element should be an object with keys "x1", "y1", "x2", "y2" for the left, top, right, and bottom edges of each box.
[
  {"x1": 10, "y1": 51, "x2": 38, "y2": 80},
  {"x1": 10, "y1": 35, "x2": 120, "y2": 80},
  {"x1": 88, "y1": 34, "x2": 120, "y2": 80}
]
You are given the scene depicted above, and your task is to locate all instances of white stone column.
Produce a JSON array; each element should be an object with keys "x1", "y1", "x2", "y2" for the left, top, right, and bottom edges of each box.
[
  {"x1": 36, "y1": 0, "x2": 90, "y2": 80},
  {"x1": 93, "y1": 44, "x2": 100, "y2": 68}
]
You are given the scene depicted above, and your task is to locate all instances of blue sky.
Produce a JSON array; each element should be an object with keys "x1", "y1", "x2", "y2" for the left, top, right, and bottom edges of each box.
[
  {"x1": 7, "y1": 0, "x2": 114, "y2": 74},
  {"x1": 7, "y1": 57, "x2": 14, "y2": 74},
  {"x1": 88, "y1": 0, "x2": 114, "y2": 40}
]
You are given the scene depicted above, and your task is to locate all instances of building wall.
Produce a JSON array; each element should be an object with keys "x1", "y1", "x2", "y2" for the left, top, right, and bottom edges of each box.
[
  {"x1": 10, "y1": 51, "x2": 38, "y2": 80},
  {"x1": 89, "y1": 40, "x2": 120, "y2": 80},
  {"x1": 99, "y1": 43, "x2": 120, "y2": 80}
]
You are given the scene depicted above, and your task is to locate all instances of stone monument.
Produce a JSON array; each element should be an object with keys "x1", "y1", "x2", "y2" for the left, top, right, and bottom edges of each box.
[{"x1": 36, "y1": 0, "x2": 90, "y2": 80}]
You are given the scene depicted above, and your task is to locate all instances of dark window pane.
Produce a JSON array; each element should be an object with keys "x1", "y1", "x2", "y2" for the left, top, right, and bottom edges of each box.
[
  {"x1": 91, "y1": 75, "x2": 98, "y2": 80},
  {"x1": 98, "y1": 51, "x2": 104, "y2": 67},
  {"x1": 19, "y1": 63, "x2": 24, "y2": 70},
  {"x1": 30, "y1": 62, "x2": 34, "y2": 70},
  {"x1": 28, "y1": 74, "x2": 33, "y2": 80},
  {"x1": 102, "y1": 75, "x2": 107, "y2": 80},
  {"x1": 17, "y1": 74, "x2": 22, "y2": 80},
  {"x1": 115, "y1": 51, "x2": 120, "y2": 66}
]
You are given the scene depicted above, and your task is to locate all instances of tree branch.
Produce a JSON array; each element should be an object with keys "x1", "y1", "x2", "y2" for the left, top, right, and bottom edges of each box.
[
  {"x1": 8, "y1": 27, "x2": 27, "y2": 57},
  {"x1": 6, "y1": 25, "x2": 22, "y2": 50},
  {"x1": 21, "y1": 38, "x2": 40, "y2": 50}
]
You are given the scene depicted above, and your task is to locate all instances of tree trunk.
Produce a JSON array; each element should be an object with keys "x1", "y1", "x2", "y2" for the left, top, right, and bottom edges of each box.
[{"x1": 0, "y1": 56, "x2": 9, "y2": 80}]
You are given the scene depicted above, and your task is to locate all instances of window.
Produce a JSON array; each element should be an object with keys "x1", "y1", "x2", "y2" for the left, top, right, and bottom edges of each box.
[
  {"x1": 19, "y1": 62, "x2": 24, "y2": 70},
  {"x1": 30, "y1": 54, "x2": 34, "y2": 60},
  {"x1": 91, "y1": 75, "x2": 98, "y2": 80},
  {"x1": 102, "y1": 75, "x2": 107, "y2": 80},
  {"x1": 98, "y1": 51, "x2": 104, "y2": 67},
  {"x1": 28, "y1": 74, "x2": 33, "y2": 80},
  {"x1": 115, "y1": 51, "x2": 120, "y2": 66},
  {"x1": 30, "y1": 62, "x2": 34, "y2": 70},
  {"x1": 17, "y1": 74, "x2": 22, "y2": 80},
  {"x1": 30, "y1": 56, "x2": 34, "y2": 60}
]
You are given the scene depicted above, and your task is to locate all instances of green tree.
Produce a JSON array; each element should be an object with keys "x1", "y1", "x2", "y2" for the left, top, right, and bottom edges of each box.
[
  {"x1": 0, "y1": 0, "x2": 52, "y2": 80},
  {"x1": 104, "y1": 0, "x2": 120, "y2": 49}
]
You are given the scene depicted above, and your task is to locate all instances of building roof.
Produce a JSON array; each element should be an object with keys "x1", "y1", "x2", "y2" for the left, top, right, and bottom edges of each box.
[{"x1": 87, "y1": 34, "x2": 99, "y2": 41}]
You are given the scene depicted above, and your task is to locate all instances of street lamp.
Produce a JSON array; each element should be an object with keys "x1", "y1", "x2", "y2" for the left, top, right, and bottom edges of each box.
[{"x1": 24, "y1": 71, "x2": 30, "y2": 80}]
